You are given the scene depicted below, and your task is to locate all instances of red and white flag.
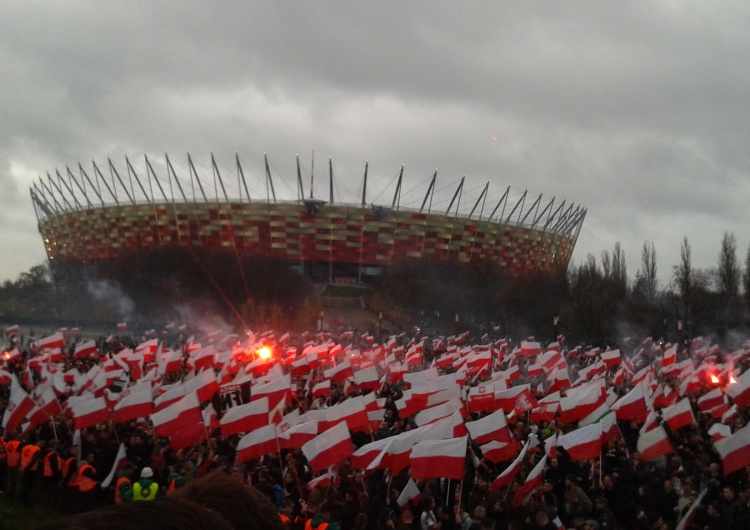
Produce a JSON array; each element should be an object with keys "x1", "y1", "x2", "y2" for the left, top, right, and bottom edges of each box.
[
  {"x1": 726, "y1": 368, "x2": 750, "y2": 408},
  {"x1": 410, "y1": 436, "x2": 467, "y2": 480},
  {"x1": 319, "y1": 396, "x2": 368, "y2": 431},
  {"x1": 467, "y1": 383, "x2": 497, "y2": 413},
  {"x1": 697, "y1": 387, "x2": 724, "y2": 412},
  {"x1": 707, "y1": 423, "x2": 732, "y2": 441},
  {"x1": 72, "y1": 396, "x2": 110, "y2": 430},
  {"x1": 27, "y1": 387, "x2": 63, "y2": 429},
  {"x1": 151, "y1": 392, "x2": 201, "y2": 438},
  {"x1": 714, "y1": 423, "x2": 750, "y2": 475},
  {"x1": 511, "y1": 454, "x2": 547, "y2": 508},
  {"x1": 185, "y1": 368, "x2": 219, "y2": 403},
  {"x1": 220, "y1": 397, "x2": 270, "y2": 436},
  {"x1": 312, "y1": 380, "x2": 331, "y2": 398},
  {"x1": 350, "y1": 437, "x2": 393, "y2": 471},
  {"x1": 100, "y1": 442, "x2": 127, "y2": 489},
  {"x1": 2, "y1": 375, "x2": 37, "y2": 434},
  {"x1": 636, "y1": 425, "x2": 674, "y2": 460},
  {"x1": 112, "y1": 382, "x2": 153, "y2": 424},
  {"x1": 557, "y1": 423, "x2": 602, "y2": 461},
  {"x1": 494, "y1": 385, "x2": 538, "y2": 415},
  {"x1": 397, "y1": 478, "x2": 422, "y2": 511},
  {"x1": 74, "y1": 340, "x2": 98, "y2": 359},
  {"x1": 661, "y1": 397, "x2": 695, "y2": 431},
  {"x1": 353, "y1": 365, "x2": 381, "y2": 391},
  {"x1": 489, "y1": 440, "x2": 530, "y2": 492},
  {"x1": 414, "y1": 398, "x2": 464, "y2": 427},
  {"x1": 235, "y1": 424, "x2": 279, "y2": 462},
  {"x1": 465, "y1": 409, "x2": 511, "y2": 445},
  {"x1": 601, "y1": 349, "x2": 621, "y2": 368},
  {"x1": 520, "y1": 341, "x2": 542, "y2": 356},
  {"x1": 480, "y1": 439, "x2": 521, "y2": 464},
  {"x1": 37, "y1": 332, "x2": 65, "y2": 350},
  {"x1": 323, "y1": 358, "x2": 353, "y2": 383},
  {"x1": 611, "y1": 383, "x2": 648, "y2": 422},
  {"x1": 278, "y1": 420, "x2": 319, "y2": 450},
  {"x1": 252, "y1": 376, "x2": 291, "y2": 409},
  {"x1": 558, "y1": 384, "x2": 605, "y2": 424},
  {"x1": 302, "y1": 422, "x2": 354, "y2": 474}
]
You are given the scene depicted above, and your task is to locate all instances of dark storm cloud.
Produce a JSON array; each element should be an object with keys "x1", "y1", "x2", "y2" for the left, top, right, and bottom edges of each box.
[{"x1": 2, "y1": 1, "x2": 750, "y2": 284}]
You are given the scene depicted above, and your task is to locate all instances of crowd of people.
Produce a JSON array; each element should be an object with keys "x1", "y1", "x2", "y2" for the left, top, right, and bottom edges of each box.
[{"x1": 1, "y1": 324, "x2": 749, "y2": 530}]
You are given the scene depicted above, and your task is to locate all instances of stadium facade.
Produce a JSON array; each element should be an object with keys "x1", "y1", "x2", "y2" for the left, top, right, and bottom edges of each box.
[{"x1": 30, "y1": 154, "x2": 586, "y2": 282}]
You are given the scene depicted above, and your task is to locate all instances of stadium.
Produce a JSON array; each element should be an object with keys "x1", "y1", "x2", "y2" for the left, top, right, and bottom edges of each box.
[
  {"x1": 30, "y1": 153, "x2": 586, "y2": 282},
  {"x1": 26, "y1": 153, "x2": 585, "y2": 327}
]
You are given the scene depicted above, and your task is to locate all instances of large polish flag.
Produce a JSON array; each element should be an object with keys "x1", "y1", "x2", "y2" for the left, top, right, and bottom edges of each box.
[
  {"x1": 726, "y1": 368, "x2": 750, "y2": 407},
  {"x1": 72, "y1": 396, "x2": 110, "y2": 430},
  {"x1": 489, "y1": 440, "x2": 531, "y2": 492},
  {"x1": 410, "y1": 436, "x2": 467, "y2": 480},
  {"x1": 511, "y1": 454, "x2": 547, "y2": 508},
  {"x1": 220, "y1": 397, "x2": 270, "y2": 436},
  {"x1": 661, "y1": 397, "x2": 695, "y2": 431},
  {"x1": 235, "y1": 424, "x2": 279, "y2": 462},
  {"x1": 151, "y1": 392, "x2": 202, "y2": 437},
  {"x1": 465, "y1": 409, "x2": 511, "y2": 445},
  {"x1": 636, "y1": 425, "x2": 674, "y2": 460},
  {"x1": 714, "y1": 423, "x2": 750, "y2": 475},
  {"x1": 302, "y1": 422, "x2": 354, "y2": 474},
  {"x1": 2, "y1": 375, "x2": 37, "y2": 434},
  {"x1": 557, "y1": 423, "x2": 602, "y2": 461},
  {"x1": 611, "y1": 383, "x2": 649, "y2": 422},
  {"x1": 112, "y1": 382, "x2": 153, "y2": 424}
]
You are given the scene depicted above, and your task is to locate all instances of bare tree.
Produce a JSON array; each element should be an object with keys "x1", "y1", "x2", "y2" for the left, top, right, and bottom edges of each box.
[
  {"x1": 612, "y1": 242, "x2": 627, "y2": 288},
  {"x1": 673, "y1": 236, "x2": 694, "y2": 329},
  {"x1": 640, "y1": 241, "x2": 657, "y2": 300},
  {"x1": 601, "y1": 250, "x2": 611, "y2": 279},
  {"x1": 744, "y1": 242, "x2": 750, "y2": 302},
  {"x1": 718, "y1": 231, "x2": 740, "y2": 298}
]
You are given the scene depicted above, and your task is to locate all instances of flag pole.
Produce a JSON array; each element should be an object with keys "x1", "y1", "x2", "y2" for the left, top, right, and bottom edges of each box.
[
  {"x1": 360, "y1": 471, "x2": 369, "y2": 497},
  {"x1": 109, "y1": 420, "x2": 120, "y2": 443},
  {"x1": 446, "y1": 478, "x2": 451, "y2": 507}
]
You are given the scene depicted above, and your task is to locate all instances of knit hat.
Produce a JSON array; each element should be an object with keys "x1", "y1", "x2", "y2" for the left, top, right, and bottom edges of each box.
[{"x1": 140, "y1": 467, "x2": 154, "y2": 478}]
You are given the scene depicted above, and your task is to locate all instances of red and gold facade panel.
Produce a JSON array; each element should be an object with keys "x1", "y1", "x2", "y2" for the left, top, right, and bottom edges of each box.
[{"x1": 39, "y1": 202, "x2": 576, "y2": 272}]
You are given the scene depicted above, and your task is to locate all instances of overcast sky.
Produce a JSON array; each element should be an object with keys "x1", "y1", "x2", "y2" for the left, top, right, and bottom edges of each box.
[{"x1": 2, "y1": 1, "x2": 749, "y2": 288}]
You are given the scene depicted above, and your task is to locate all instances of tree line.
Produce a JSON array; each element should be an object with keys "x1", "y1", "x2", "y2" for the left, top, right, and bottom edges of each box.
[
  {"x1": 370, "y1": 232, "x2": 750, "y2": 349},
  {"x1": 2, "y1": 233, "x2": 750, "y2": 348}
]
